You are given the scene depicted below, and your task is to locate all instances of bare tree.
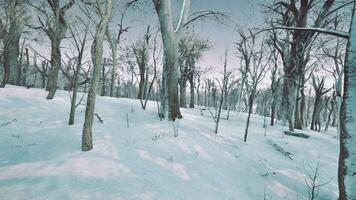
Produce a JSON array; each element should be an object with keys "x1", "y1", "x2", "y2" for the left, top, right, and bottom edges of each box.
[
  {"x1": 67, "y1": 20, "x2": 89, "y2": 125},
  {"x1": 30, "y1": 0, "x2": 76, "y2": 99},
  {"x1": 319, "y1": 15, "x2": 347, "y2": 129},
  {"x1": 17, "y1": 36, "x2": 27, "y2": 86},
  {"x1": 178, "y1": 32, "x2": 211, "y2": 108},
  {"x1": 213, "y1": 49, "x2": 230, "y2": 134},
  {"x1": 262, "y1": 2, "x2": 355, "y2": 196},
  {"x1": 82, "y1": 0, "x2": 112, "y2": 151},
  {"x1": 31, "y1": 53, "x2": 50, "y2": 88},
  {"x1": 106, "y1": 11, "x2": 129, "y2": 97},
  {"x1": 133, "y1": 26, "x2": 151, "y2": 100},
  {"x1": 22, "y1": 47, "x2": 30, "y2": 86},
  {"x1": 0, "y1": 0, "x2": 27, "y2": 87},
  {"x1": 240, "y1": 38, "x2": 270, "y2": 142},
  {"x1": 310, "y1": 75, "x2": 332, "y2": 132},
  {"x1": 267, "y1": 0, "x2": 336, "y2": 132},
  {"x1": 140, "y1": 30, "x2": 160, "y2": 110},
  {"x1": 151, "y1": 0, "x2": 223, "y2": 120},
  {"x1": 324, "y1": 91, "x2": 336, "y2": 132},
  {"x1": 269, "y1": 48, "x2": 281, "y2": 126},
  {"x1": 100, "y1": 58, "x2": 110, "y2": 96},
  {"x1": 235, "y1": 31, "x2": 252, "y2": 113}
]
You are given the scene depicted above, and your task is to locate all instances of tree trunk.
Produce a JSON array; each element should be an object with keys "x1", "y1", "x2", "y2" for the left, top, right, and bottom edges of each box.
[
  {"x1": 294, "y1": 86, "x2": 301, "y2": 129},
  {"x1": 189, "y1": 77, "x2": 194, "y2": 108},
  {"x1": 338, "y1": 3, "x2": 356, "y2": 199},
  {"x1": 47, "y1": 40, "x2": 61, "y2": 99},
  {"x1": 110, "y1": 45, "x2": 117, "y2": 97},
  {"x1": 324, "y1": 97, "x2": 334, "y2": 132},
  {"x1": 1, "y1": 30, "x2": 22, "y2": 87},
  {"x1": 282, "y1": 77, "x2": 297, "y2": 131},
  {"x1": 82, "y1": 0, "x2": 112, "y2": 151},
  {"x1": 300, "y1": 85, "x2": 306, "y2": 128},
  {"x1": 69, "y1": 32, "x2": 86, "y2": 125},
  {"x1": 295, "y1": 75, "x2": 306, "y2": 129},
  {"x1": 154, "y1": 0, "x2": 182, "y2": 120},
  {"x1": 22, "y1": 48, "x2": 29, "y2": 86},
  {"x1": 69, "y1": 65, "x2": 79, "y2": 125},
  {"x1": 270, "y1": 97, "x2": 276, "y2": 126},
  {"x1": 101, "y1": 60, "x2": 106, "y2": 96},
  {"x1": 244, "y1": 92, "x2": 254, "y2": 142},
  {"x1": 137, "y1": 65, "x2": 145, "y2": 99},
  {"x1": 16, "y1": 41, "x2": 25, "y2": 86},
  {"x1": 179, "y1": 79, "x2": 187, "y2": 107},
  {"x1": 311, "y1": 96, "x2": 321, "y2": 131},
  {"x1": 1, "y1": 43, "x2": 11, "y2": 88},
  {"x1": 236, "y1": 75, "x2": 246, "y2": 112}
]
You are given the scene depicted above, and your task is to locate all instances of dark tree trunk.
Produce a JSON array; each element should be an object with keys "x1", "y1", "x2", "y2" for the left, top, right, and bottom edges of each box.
[
  {"x1": 189, "y1": 77, "x2": 194, "y2": 108},
  {"x1": 324, "y1": 97, "x2": 334, "y2": 132},
  {"x1": 1, "y1": 33, "x2": 21, "y2": 87},
  {"x1": 137, "y1": 64, "x2": 146, "y2": 99},
  {"x1": 101, "y1": 59, "x2": 106, "y2": 96},
  {"x1": 179, "y1": 79, "x2": 187, "y2": 108},
  {"x1": 22, "y1": 48, "x2": 29, "y2": 86},
  {"x1": 270, "y1": 98, "x2": 276, "y2": 126},
  {"x1": 0, "y1": 45, "x2": 11, "y2": 88},
  {"x1": 311, "y1": 95, "x2": 321, "y2": 131},
  {"x1": 47, "y1": 40, "x2": 61, "y2": 99},
  {"x1": 244, "y1": 92, "x2": 254, "y2": 142}
]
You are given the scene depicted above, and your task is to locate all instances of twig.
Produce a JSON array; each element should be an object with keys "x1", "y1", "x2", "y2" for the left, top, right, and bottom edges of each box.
[
  {"x1": 94, "y1": 113, "x2": 104, "y2": 124},
  {"x1": 0, "y1": 119, "x2": 17, "y2": 127}
]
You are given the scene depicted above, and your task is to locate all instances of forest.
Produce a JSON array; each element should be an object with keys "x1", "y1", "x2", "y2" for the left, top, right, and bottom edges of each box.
[{"x1": 0, "y1": 0, "x2": 356, "y2": 199}]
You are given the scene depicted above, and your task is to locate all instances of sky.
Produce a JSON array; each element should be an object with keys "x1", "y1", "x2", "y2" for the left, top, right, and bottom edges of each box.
[
  {"x1": 118, "y1": 0, "x2": 267, "y2": 73},
  {"x1": 29, "y1": 0, "x2": 267, "y2": 75}
]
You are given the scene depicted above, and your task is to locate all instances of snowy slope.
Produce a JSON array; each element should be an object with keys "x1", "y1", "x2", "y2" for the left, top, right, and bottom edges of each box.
[{"x1": 0, "y1": 86, "x2": 339, "y2": 200}]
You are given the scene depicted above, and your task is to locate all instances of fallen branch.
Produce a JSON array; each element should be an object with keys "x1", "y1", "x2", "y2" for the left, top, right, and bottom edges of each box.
[
  {"x1": 267, "y1": 139, "x2": 293, "y2": 160},
  {"x1": 284, "y1": 131, "x2": 310, "y2": 138},
  {"x1": 0, "y1": 119, "x2": 17, "y2": 127},
  {"x1": 94, "y1": 113, "x2": 104, "y2": 124}
]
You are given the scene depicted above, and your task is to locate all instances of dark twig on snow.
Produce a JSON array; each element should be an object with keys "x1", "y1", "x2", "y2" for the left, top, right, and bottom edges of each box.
[
  {"x1": 94, "y1": 113, "x2": 104, "y2": 124},
  {"x1": 0, "y1": 119, "x2": 17, "y2": 127}
]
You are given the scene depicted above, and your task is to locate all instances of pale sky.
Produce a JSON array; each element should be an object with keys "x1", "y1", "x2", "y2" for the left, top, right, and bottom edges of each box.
[
  {"x1": 29, "y1": 0, "x2": 267, "y2": 75},
  {"x1": 118, "y1": 0, "x2": 267, "y2": 73}
]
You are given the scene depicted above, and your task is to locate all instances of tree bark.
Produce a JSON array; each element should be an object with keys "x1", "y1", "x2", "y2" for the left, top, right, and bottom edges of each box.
[
  {"x1": 244, "y1": 92, "x2": 254, "y2": 142},
  {"x1": 101, "y1": 59, "x2": 106, "y2": 96},
  {"x1": 46, "y1": 40, "x2": 61, "y2": 99},
  {"x1": 179, "y1": 79, "x2": 187, "y2": 107},
  {"x1": 189, "y1": 77, "x2": 194, "y2": 108},
  {"x1": 82, "y1": 0, "x2": 112, "y2": 151},
  {"x1": 110, "y1": 46, "x2": 118, "y2": 97},
  {"x1": 0, "y1": 12, "x2": 23, "y2": 88},
  {"x1": 22, "y1": 48, "x2": 29, "y2": 86},
  {"x1": 153, "y1": 0, "x2": 183, "y2": 120},
  {"x1": 339, "y1": 3, "x2": 356, "y2": 199}
]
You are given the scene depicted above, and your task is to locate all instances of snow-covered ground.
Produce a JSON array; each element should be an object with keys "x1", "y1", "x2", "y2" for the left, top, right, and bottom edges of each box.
[{"x1": 0, "y1": 86, "x2": 339, "y2": 200}]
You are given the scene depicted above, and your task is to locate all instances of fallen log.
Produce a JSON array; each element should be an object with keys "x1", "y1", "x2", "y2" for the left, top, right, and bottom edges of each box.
[
  {"x1": 283, "y1": 131, "x2": 310, "y2": 138},
  {"x1": 267, "y1": 139, "x2": 293, "y2": 160}
]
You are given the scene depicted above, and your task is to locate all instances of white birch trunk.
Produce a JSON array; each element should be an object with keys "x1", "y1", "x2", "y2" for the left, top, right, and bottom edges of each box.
[{"x1": 339, "y1": 3, "x2": 356, "y2": 199}]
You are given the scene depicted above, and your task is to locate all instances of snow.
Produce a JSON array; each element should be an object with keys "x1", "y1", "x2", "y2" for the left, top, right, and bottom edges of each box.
[{"x1": 0, "y1": 86, "x2": 339, "y2": 199}]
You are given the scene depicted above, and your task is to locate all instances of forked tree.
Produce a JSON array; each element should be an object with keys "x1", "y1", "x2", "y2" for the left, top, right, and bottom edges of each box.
[
  {"x1": 30, "y1": 0, "x2": 76, "y2": 99},
  {"x1": 150, "y1": 0, "x2": 223, "y2": 120}
]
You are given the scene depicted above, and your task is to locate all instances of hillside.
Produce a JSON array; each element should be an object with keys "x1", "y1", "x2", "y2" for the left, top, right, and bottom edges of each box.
[{"x1": 0, "y1": 86, "x2": 339, "y2": 200}]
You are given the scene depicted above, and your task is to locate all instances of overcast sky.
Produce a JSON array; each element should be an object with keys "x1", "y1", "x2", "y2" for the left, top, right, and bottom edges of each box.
[
  {"x1": 29, "y1": 0, "x2": 267, "y2": 75},
  {"x1": 118, "y1": 0, "x2": 267, "y2": 73}
]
